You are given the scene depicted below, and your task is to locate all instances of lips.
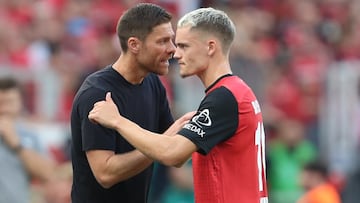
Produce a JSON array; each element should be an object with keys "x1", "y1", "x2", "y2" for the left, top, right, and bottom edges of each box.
[
  {"x1": 161, "y1": 56, "x2": 172, "y2": 63},
  {"x1": 160, "y1": 59, "x2": 170, "y2": 66}
]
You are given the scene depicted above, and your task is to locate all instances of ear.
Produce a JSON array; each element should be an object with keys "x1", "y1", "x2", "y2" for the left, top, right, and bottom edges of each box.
[
  {"x1": 128, "y1": 37, "x2": 141, "y2": 54},
  {"x1": 207, "y1": 40, "x2": 216, "y2": 56}
]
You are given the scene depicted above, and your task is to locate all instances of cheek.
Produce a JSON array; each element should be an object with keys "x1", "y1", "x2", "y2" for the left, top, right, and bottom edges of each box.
[
  {"x1": 188, "y1": 53, "x2": 206, "y2": 68},
  {"x1": 189, "y1": 58, "x2": 201, "y2": 69},
  {"x1": 148, "y1": 48, "x2": 164, "y2": 62},
  {"x1": 138, "y1": 50, "x2": 156, "y2": 66},
  {"x1": 9, "y1": 102, "x2": 22, "y2": 113},
  {"x1": 14, "y1": 102, "x2": 22, "y2": 112},
  {"x1": 184, "y1": 49, "x2": 198, "y2": 62}
]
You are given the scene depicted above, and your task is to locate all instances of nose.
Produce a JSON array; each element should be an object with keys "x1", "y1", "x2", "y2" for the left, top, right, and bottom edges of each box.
[
  {"x1": 168, "y1": 40, "x2": 176, "y2": 54},
  {"x1": 173, "y1": 48, "x2": 181, "y2": 60}
]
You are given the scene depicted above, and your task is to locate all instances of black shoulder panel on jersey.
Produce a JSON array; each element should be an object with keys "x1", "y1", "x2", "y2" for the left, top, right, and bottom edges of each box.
[{"x1": 178, "y1": 86, "x2": 239, "y2": 155}]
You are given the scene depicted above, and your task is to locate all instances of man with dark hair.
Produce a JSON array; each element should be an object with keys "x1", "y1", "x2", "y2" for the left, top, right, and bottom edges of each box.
[
  {"x1": 89, "y1": 7, "x2": 268, "y2": 203},
  {"x1": 0, "y1": 77, "x2": 56, "y2": 203},
  {"x1": 70, "y1": 3, "x2": 191, "y2": 203},
  {"x1": 297, "y1": 161, "x2": 341, "y2": 203}
]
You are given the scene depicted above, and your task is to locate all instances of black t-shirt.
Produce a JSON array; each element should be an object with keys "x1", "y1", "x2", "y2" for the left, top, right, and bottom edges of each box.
[{"x1": 70, "y1": 66, "x2": 173, "y2": 203}]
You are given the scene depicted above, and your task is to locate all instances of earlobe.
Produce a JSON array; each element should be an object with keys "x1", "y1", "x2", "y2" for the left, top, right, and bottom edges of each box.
[{"x1": 208, "y1": 41, "x2": 216, "y2": 56}]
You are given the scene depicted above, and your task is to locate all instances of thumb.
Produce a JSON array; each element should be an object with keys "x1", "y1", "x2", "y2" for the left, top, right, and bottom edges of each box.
[{"x1": 106, "y1": 92, "x2": 113, "y2": 102}]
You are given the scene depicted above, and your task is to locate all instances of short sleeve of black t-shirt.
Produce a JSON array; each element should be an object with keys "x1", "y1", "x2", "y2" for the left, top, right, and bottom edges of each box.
[
  {"x1": 177, "y1": 87, "x2": 239, "y2": 155},
  {"x1": 76, "y1": 88, "x2": 117, "y2": 151}
]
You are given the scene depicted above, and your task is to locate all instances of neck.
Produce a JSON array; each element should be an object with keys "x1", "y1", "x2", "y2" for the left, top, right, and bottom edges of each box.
[
  {"x1": 199, "y1": 59, "x2": 232, "y2": 88},
  {"x1": 112, "y1": 54, "x2": 148, "y2": 85}
]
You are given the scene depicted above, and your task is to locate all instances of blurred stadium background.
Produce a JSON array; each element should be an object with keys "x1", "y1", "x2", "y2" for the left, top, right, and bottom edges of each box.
[{"x1": 1, "y1": 0, "x2": 359, "y2": 202}]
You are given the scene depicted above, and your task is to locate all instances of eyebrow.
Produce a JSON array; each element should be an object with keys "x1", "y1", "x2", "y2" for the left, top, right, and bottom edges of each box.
[{"x1": 157, "y1": 35, "x2": 174, "y2": 42}]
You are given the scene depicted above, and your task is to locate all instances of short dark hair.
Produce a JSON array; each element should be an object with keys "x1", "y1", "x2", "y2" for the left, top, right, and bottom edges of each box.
[
  {"x1": 0, "y1": 77, "x2": 20, "y2": 91},
  {"x1": 303, "y1": 160, "x2": 329, "y2": 178},
  {"x1": 117, "y1": 3, "x2": 172, "y2": 53}
]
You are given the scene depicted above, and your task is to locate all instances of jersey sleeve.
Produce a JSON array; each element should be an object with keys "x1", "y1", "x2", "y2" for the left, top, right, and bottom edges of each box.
[
  {"x1": 76, "y1": 88, "x2": 117, "y2": 151},
  {"x1": 177, "y1": 87, "x2": 239, "y2": 155}
]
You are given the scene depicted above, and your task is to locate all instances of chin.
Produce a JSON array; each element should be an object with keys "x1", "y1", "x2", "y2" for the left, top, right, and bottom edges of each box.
[
  {"x1": 180, "y1": 72, "x2": 191, "y2": 78},
  {"x1": 156, "y1": 69, "x2": 168, "y2": 76}
]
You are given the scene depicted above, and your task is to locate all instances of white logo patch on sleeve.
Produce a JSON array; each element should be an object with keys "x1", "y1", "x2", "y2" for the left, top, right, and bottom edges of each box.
[
  {"x1": 192, "y1": 109, "x2": 212, "y2": 127},
  {"x1": 183, "y1": 109, "x2": 212, "y2": 138}
]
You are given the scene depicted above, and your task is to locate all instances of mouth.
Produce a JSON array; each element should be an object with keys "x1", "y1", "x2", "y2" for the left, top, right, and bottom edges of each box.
[
  {"x1": 162, "y1": 55, "x2": 174, "y2": 64},
  {"x1": 160, "y1": 59, "x2": 170, "y2": 66}
]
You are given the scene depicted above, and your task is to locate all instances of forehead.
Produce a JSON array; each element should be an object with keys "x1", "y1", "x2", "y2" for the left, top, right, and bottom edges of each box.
[
  {"x1": 175, "y1": 26, "x2": 205, "y2": 43},
  {"x1": 175, "y1": 26, "x2": 192, "y2": 41},
  {"x1": 0, "y1": 88, "x2": 20, "y2": 99},
  {"x1": 147, "y1": 22, "x2": 175, "y2": 39}
]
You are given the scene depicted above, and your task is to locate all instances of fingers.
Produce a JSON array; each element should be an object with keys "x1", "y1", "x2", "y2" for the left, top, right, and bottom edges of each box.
[
  {"x1": 88, "y1": 92, "x2": 118, "y2": 127},
  {"x1": 93, "y1": 101, "x2": 104, "y2": 108},
  {"x1": 178, "y1": 111, "x2": 196, "y2": 123},
  {"x1": 94, "y1": 91, "x2": 113, "y2": 107},
  {"x1": 93, "y1": 92, "x2": 113, "y2": 108},
  {"x1": 89, "y1": 118, "x2": 98, "y2": 124},
  {"x1": 88, "y1": 109, "x2": 99, "y2": 124},
  {"x1": 106, "y1": 92, "x2": 114, "y2": 103}
]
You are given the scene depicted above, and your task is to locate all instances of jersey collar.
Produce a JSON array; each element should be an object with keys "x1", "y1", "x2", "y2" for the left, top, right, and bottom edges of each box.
[{"x1": 205, "y1": 74, "x2": 233, "y2": 93}]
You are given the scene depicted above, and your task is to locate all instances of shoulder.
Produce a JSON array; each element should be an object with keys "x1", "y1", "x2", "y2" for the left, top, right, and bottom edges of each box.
[
  {"x1": 204, "y1": 86, "x2": 237, "y2": 106},
  {"x1": 72, "y1": 83, "x2": 108, "y2": 119},
  {"x1": 208, "y1": 75, "x2": 253, "y2": 99},
  {"x1": 74, "y1": 67, "x2": 113, "y2": 104},
  {"x1": 74, "y1": 85, "x2": 106, "y2": 107},
  {"x1": 200, "y1": 87, "x2": 239, "y2": 122},
  {"x1": 223, "y1": 76, "x2": 253, "y2": 97},
  {"x1": 80, "y1": 66, "x2": 113, "y2": 90}
]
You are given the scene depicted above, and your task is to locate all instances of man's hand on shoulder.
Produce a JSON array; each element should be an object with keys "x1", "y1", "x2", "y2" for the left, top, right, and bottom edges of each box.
[{"x1": 89, "y1": 92, "x2": 122, "y2": 129}]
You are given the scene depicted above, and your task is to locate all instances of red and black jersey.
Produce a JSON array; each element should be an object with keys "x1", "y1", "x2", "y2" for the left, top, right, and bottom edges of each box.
[{"x1": 178, "y1": 74, "x2": 268, "y2": 203}]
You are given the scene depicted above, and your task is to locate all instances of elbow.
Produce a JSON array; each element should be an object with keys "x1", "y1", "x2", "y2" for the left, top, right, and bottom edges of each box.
[
  {"x1": 174, "y1": 161, "x2": 186, "y2": 168},
  {"x1": 99, "y1": 182, "x2": 113, "y2": 189},
  {"x1": 160, "y1": 158, "x2": 181, "y2": 167},
  {"x1": 153, "y1": 139, "x2": 192, "y2": 167},
  {"x1": 96, "y1": 174, "x2": 115, "y2": 189}
]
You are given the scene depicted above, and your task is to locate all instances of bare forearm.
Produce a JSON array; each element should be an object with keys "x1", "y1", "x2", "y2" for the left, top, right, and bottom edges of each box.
[
  {"x1": 88, "y1": 149, "x2": 153, "y2": 188},
  {"x1": 17, "y1": 148, "x2": 56, "y2": 182},
  {"x1": 113, "y1": 117, "x2": 190, "y2": 166},
  {"x1": 106, "y1": 150, "x2": 153, "y2": 183},
  {"x1": 0, "y1": 122, "x2": 56, "y2": 182},
  {"x1": 88, "y1": 98, "x2": 196, "y2": 167}
]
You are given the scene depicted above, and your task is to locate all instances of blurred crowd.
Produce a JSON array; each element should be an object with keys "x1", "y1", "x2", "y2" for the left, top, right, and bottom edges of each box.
[{"x1": 1, "y1": 0, "x2": 360, "y2": 202}]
